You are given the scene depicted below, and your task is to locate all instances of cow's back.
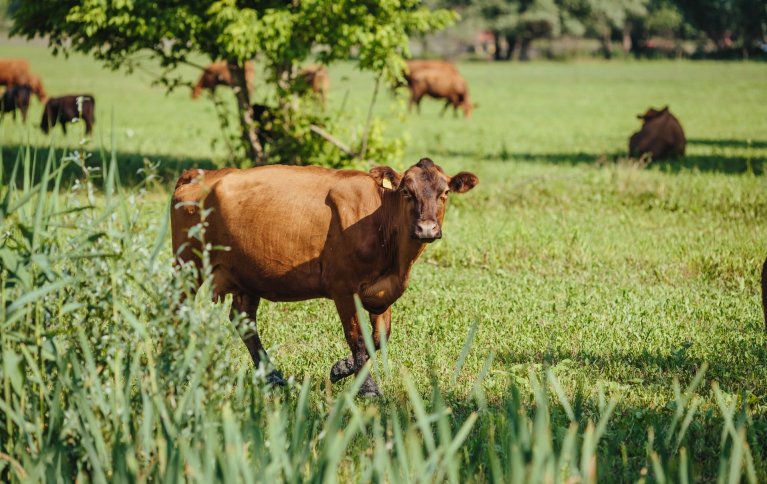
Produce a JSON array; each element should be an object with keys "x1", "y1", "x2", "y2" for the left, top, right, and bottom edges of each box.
[{"x1": 171, "y1": 165, "x2": 383, "y2": 300}]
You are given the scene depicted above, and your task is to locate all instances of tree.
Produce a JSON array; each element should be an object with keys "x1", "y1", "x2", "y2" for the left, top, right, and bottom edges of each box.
[
  {"x1": 471, "y1": 0, "x2": 561, "y2": 60},
  {"x1": 674, "y1": 0, "x2": 767, "y2": 57},
  {"x1": 11, "y1": 0, "x2": 455, "y2": 165}
]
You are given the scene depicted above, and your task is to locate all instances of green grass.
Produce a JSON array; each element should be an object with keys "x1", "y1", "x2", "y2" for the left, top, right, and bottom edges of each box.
[{"x1": 1, "y1": 42, "x2": 767, "y2": 481}]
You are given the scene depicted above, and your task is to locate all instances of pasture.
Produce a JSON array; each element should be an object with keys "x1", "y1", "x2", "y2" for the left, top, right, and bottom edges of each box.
[{"x1": 1, "y1": 42, "x2": 767, "y2": 481}]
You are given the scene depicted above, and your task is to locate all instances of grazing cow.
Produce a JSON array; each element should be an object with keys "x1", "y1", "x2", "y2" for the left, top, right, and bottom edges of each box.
[
  {"x1": 629, "y1": 106, "x2": 686, "y2": 161},
  {"x1": 296, "y1": 65, "x2": 330, "y2": 105},
  {"x1": 171, "y1": 158, "x2": 479, "y2": 396},
  {"x1": 762, "y1": 257, "x2": 767, "y2": 330},
  {"x1": 408, "y1": 67, "x2": 475, "y2": 118},
  {"x1": 1, "y1": 85, "x2": 32, "y2": 122},
  {"x1": 26, "y1": 73, "x2": 47, "y2": 103},
  {"x1": 0, "y1": 60, "x2": 46, "y2": 103},
  {"x1": 0, "y1": 59, "x2": 31, "y2": 89},
  {"x1": 192, "y1": 61, "x2": 255, "y2": 99},
  {"x1": 40, "y1": 95, "x2": 96, "y2": 135}
]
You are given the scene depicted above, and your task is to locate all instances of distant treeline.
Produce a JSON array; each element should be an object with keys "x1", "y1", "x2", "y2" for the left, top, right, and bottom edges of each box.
[{"x1": 433, "y1": 0, "x2": 767, "y2": 60}]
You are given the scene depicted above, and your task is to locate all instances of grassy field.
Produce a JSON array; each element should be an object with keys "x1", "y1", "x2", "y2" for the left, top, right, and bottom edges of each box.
[{"x1": 1, "y1": 42, "x2": 767, "y2": 481}]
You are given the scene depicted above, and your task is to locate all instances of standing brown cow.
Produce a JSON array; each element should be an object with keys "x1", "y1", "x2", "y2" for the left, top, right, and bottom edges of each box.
[
  {"x1": 192, "y1": 61, "x2": 255, "y2": 99},
  {"x1": 629, "y1": 106, "x2": 686, "y2": 161},
  {"x1": 171, "y1": 158, "x2": 479, "y2": 396},
  {"x1": 408, "y1": 67, "x2": 474, "y2": 118},
  {"x1": 0, "y1": 59, "x2": 46, "y2": 102}
]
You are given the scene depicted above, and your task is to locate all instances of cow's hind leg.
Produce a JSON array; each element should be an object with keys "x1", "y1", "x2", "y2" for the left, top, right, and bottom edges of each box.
[
  {"x1": 232, "y1": 292, "x2": 286, "y2": 386},
  {"x1": 331, "y1": 297, "x2": 384, "y2": 397}
]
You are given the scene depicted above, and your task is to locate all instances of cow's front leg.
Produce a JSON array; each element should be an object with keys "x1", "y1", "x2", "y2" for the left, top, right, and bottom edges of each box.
[
  {"x1": 331, "y1": 296, "x2": 383, "y2": 397},
  {"x1": 330, "y1": 307, "x2": 391, "y2": 383}
]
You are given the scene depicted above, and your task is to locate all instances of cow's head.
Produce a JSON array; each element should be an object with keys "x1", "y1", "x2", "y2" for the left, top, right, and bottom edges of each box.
[
  {"x1": 371, "y1": 158, "x2": 479, "y2": 242},
  {"x1": 462, "y1": 97, "x2": 476, "y2": 119},
  {"x1": 637, "y1": 106, "x2": 669, "y2": 123}
]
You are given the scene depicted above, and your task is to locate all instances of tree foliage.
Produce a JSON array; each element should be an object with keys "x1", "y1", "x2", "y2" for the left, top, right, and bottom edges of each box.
[{"x1": 11, "y1": 0, "x2": 455, "y2": 165}]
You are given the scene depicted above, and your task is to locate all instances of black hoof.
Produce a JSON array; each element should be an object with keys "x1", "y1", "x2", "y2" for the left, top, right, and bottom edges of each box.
[
  {"x1": 330, "y1": 356, "x2": 355, "y2": 383},
  {"x1": 358, "y1": 378, "x2": 382, "y2": 398},
  {"x1": 266, "y1": 370, "x2": 287, "y2": 386}
]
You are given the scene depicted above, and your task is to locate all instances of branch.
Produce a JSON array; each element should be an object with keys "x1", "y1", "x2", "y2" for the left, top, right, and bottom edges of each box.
[{"x1": 310, "y1": 125, "x2": 355, "y2": 157}]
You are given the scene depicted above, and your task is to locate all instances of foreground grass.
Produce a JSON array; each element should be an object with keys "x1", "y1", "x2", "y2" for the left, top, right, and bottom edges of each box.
[{"x1": 1, "y1": 43, "x2": 766, "y2": 480}]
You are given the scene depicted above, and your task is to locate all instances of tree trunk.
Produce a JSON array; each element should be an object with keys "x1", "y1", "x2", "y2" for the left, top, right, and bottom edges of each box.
[
  {"x1": 505, "y1": 34, "x2": 517, "y2": 60},
  {"x1": 493, "y1": 31, "x2": 503, "y2": 61},
  {"x1": 519, "y1": 37, "x2": 531, "y2": 61},
  {"x1": 601, "y1": 33, "x2": 612, "y2": 59},
  {"x1": 228, "y1": 61, "x2": 264, "y2": 165}
]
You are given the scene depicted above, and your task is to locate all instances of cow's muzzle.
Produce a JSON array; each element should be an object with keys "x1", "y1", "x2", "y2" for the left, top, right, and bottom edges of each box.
[{"x1": 414, "y1": 220, "x2": 442, "y2": 241}]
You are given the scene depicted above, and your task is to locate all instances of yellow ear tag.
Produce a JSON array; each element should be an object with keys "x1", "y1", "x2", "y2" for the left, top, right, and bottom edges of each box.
[{"x1": 382, "y1": 178, "x2": 393, "y2": 189}]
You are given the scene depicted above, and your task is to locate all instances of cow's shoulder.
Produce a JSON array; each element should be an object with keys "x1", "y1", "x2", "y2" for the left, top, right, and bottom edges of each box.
[{"x1": 327, "y1": 172, "x2": 383, "y2": 230}]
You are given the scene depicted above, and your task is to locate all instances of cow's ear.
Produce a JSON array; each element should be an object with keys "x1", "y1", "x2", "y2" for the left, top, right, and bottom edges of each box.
[
  {"x1": 370, "y1": 166, "x2": 402, "y2": 190},
  {"x1": 449, "y1": 172, "x2": 479, "y2": 194}
]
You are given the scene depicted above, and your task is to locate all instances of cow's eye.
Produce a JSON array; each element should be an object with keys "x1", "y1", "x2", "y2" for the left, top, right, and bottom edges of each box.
[
  {"x1": 440, "y1": 190, "x2": 449, "y2": 200},
  {"x1": 402, "y1": 189, "x2": 413, "y2": 199}
]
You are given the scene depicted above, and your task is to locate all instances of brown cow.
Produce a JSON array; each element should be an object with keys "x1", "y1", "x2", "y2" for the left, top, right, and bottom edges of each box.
[
  {"x1": 0, "y1": 59, "x2": 31, "y2": 89},
  {"x1": 0, "y1": 60, "x2": 46, "y2": 102},
  {"x1": 296, "y1": 65, "x2": 330, "y2": 105},
  {"x1": 408, "y1": 67, "x2": 474, "y2": 118},
  {"x1": 629, "y1": 106, "x2": 686, "y2": 161},
  {"x1": 40, "y1": 95, "x2": 95, "y2": 135},
  {"x1": 171, "y1": 158, "x2": 479, "y2": 396},
  {"x1": 1, "y1": 85, "x2": 32, "y2": 122},
  {"x1": 192, "y1": 61, "x2": 255, "y2": 99}
]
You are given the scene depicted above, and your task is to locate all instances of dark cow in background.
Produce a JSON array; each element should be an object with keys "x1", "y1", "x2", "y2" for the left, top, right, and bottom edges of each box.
[
  {"x1": 1, "y1": 85, "x2": 32, "y2": 121},
  {"x1": 170, "y1": 158, "x2": 479, "y2": 397},
  {"x1": 407, "y1": 66, "x2": 475, "y2": 118},
  {"x1": 251, "y1": 103, "x2": 276, "y2": 149},
  {"x1": 192, "y1": 61, "x2": 255, "y2": 99},
  {"x1": 41, "y1": 95, "x2": 96, "y2": 135},
  {"x1": 629, "y1": 106, "x2": 686, "y2": 161}
]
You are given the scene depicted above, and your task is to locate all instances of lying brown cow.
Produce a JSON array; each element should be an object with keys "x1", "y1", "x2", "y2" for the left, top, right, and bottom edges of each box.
[
  {"x1": 1, "y1": 85, "x2": 32, "y2": 121},
  {"x1": 171, "y1": 158, "x2": 479, "y2": 396},
  {"x1": 408, "y1": 67, "x2": 474, "y2": 118},
  {"x1": 629, "y1": 106, "x2": 686, "y2": 161},
  {"x1": 192, "y1": 61, "x2": 255, "y2": 99},
  {"x1": 40, "y1": 95, "x2": 95, "y2": 135},
  {"x1": 296, "y1": 65, "x2": 330, "y2": 105}
]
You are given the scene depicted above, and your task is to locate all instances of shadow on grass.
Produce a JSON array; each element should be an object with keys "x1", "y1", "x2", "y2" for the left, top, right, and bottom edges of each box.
[
  {"x1": 688, "y1": 138, "x2": 767, "y2": 149},
  {"x1": 439, "y1": 149, "x2": 765, "y2": 175},
  {"x1": 1, "y1": 143, "x2": 218, "y2": 188}
]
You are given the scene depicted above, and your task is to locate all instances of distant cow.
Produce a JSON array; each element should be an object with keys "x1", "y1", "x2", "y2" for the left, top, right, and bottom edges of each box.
[
  {"x1": 170, "y1": 158, "x2": 479, "y2": 397},
  {"x1": 408, "y1": 67, "x2": 474, "y2": 118},
  {"x1": 26, "y1": 73, "x2": 47, "y2": 103},
  {"x1": 192, "y1": 61, "x2": 255, "y2": 99},
  {"x1": 40, "y1": 95, "x2": 96, "y2": 135},
  {"x1": 629, "y1": 106, "x2": 686, "y2": 161},
  {"x1": 1, "y1": 85, "x2": 32, "y2": 121},
  {"x1": 0, "y1": 59, "x2": 31, "y2": 89},
  {"x1": 296, "y1": 65, "x2": 329, "y2": 105},
  {"x1": 0, "y1": 60, "x2": 46, "y2": 102}
]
